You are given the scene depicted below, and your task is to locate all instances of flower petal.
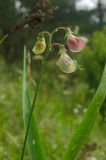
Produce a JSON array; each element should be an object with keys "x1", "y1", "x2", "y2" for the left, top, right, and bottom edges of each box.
[
  {"x1": 57, "y1": 53, "x2": 76, "y2": 73},
  {"x1": 67, "y1": 35, "x2": 88, "y2": 52}
]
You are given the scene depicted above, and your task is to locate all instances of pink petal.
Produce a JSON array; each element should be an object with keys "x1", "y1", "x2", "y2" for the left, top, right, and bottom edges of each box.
[{"x1": 67, "y1": 35, "x2": 88, "y2": 52}]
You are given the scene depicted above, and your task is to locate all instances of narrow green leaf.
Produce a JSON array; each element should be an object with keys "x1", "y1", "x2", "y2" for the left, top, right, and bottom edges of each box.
[
  {"x1": 62, "y1": 63, "x2": 106, "y2": 160},
  {"x1": 0, "y1": 35, "x2": 8, "y2": 45},
  {"x1": 22, "y1": 46, "x2": 46, "y2": 160}
]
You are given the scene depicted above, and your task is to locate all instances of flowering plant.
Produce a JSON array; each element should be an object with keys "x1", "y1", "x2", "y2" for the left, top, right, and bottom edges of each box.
[
  {"x1": 20, "y1": 27, "x2": 106, "y2": 160},
  {"x1": 0, "y1": 27, "x2": 106, "y2": 160}
]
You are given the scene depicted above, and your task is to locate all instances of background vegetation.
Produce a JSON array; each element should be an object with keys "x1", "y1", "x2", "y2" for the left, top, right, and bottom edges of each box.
[{"x1": 0, "y1": 0, "x2": 106, "y2": 159}]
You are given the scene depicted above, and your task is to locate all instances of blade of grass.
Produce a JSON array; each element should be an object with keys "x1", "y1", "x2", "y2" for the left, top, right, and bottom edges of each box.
[
  {"x1": 21, "y1": 36, "x2": 51, "y2": 160},
  {"x1": 22, "y1": 46, "x2": 46, "y2": 160},
  {"x1": 62, "y1": 63, "x2": 106, "y2": 160},
  {"x1": 0, "y1": 35, "x2": 8, "y2": 45}
]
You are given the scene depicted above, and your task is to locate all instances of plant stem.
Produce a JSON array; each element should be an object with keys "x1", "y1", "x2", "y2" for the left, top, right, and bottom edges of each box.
[
  {"x1": 62, "y1": 63, "x2": 106, "y2": 160},
  {"x1": 20, "y1": 37, "x2": 51, "y2": 160}
]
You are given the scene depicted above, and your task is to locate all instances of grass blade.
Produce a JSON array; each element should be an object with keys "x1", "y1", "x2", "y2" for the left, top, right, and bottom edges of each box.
[
  {"x1": 62, "y1": 63, "x2": 106, "y2": 160},
  {"x1": 0, "y1": 35, "x2": 8, "y2": 45},
  {"x1": 22, "y1": 46, "x2": 46, "y2": 160},
  {"x1": 21, "y1": 38, "x2": 51, "y2": 160}
]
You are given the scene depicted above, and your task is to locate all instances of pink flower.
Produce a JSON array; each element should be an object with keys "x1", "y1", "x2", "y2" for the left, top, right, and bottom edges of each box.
[{"x1": 67, "y1": 35, "x2": 88, "y2": 52}]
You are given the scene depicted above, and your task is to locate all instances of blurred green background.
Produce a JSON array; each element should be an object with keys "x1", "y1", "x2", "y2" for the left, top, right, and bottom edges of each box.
[{"x1": 0, "y1": 0, "x2": 106, "y2": 160}]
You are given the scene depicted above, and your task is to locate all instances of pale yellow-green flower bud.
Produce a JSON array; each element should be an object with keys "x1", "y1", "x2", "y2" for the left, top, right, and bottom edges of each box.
[
  {"x1": 57, "y1": 47, "x2": 76, "y2": 73},
  {"x1": 32, "y1": 37, "x2": 46, "y2": 54}
]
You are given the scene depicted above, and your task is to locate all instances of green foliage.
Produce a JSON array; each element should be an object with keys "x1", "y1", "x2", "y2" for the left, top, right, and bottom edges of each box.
[
  {"x1": 80, "y1": 26, "x2": 106, "y2": 87},
  {"x1": 0, "y1": 55, "x2": 106, "y2": 160},
  {"x1": 0, "y1": 60, "x2": 22, "y2": 160},
  {"x1": 79, "y1": 26, "x2": 106, "y2": 120},
  {"x1": 62, "y1": 63, "x2": 106, "y2": 160},
  {"x1": 22, "y1": 47, "x2": 46, "y2": 160}
]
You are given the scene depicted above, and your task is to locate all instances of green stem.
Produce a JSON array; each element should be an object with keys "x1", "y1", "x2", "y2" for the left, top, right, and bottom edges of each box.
[
  {"x1": 62, "y1": 63, "x2": 106, "y2": 160},
  {"x1": 20, "y1": 37, "x2": 51, "y2": 160}
]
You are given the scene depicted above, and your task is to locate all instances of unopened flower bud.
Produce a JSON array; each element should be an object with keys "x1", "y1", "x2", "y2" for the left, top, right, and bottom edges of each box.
[
  {"x1": 57, "y1": 47, "x2": 76, "y2": 73},
  {"x1": 32, "y1": 37, "x2": 46, "y2": 54}
]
